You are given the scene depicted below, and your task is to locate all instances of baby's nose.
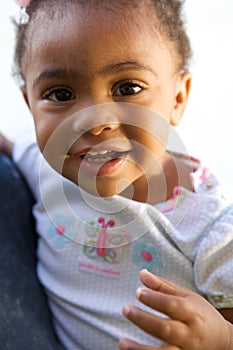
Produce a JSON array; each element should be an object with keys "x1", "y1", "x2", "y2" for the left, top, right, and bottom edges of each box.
[
  {"x1": 87, "y1": 122, "x2": 119, "y2": 135},
  {"x1": 72, "y1": 104, "x2": 120, "y2": 135}
]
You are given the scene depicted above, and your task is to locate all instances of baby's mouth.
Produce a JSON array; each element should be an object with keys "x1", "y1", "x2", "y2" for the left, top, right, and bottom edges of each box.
[{"x1": 81, "y1": 150, "x2": 127, "y2": 163}]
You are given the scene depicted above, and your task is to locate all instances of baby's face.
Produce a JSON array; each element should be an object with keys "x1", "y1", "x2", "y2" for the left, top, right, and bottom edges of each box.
[{"x1": 22, "y1": 2, "x2": 190, "y2": 201}]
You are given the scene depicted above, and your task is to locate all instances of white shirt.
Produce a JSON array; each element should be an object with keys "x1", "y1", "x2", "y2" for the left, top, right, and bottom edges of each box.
[{"x1": 13, "y1": 135, "x2": 233, "y2": 350}]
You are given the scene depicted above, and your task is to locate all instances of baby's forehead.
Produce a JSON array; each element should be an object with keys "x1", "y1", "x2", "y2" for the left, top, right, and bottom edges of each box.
[
  {"x1": 31, "y1": 0, "x2": 157, "y2": 27},
  {"x1": 22, "y1": 0, "x2": 180, "y2": 77},
  {"x1": 17, "y1": 0, "x2": 190, "y2": 81},
  {"x1": 30, "y1": 0, "x2": 161, "y2": 46}
]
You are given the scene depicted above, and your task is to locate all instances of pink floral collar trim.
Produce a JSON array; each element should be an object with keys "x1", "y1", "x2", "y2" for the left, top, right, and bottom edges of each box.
[{"x1": 158, "y1": 155, "x2": 210, "y2": 213}]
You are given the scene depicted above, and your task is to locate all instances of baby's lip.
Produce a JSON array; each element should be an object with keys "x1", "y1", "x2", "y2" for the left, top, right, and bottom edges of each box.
[
  {"x1": 78, "y1": 148, "x2": 130, "y2": 158},
  {"x1": 69, "y1": 140, "x2": 132, "y2": 157}
]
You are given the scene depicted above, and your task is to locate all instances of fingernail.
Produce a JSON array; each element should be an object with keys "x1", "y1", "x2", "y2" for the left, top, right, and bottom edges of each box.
[
  {"x1": 122, "y1": 304, "x2": 130, "y2": 317},
  {"x1": 122, "y1": 304, "x2": 137, "y2": 318},
  {"x1": 119, "y1": 338, "x2": 132, "y2": 350},
  {"x1": 135, "y1": 287, "x2": 145, "y2": 300},
  {"x1": 141, "y1": 268, "x2": 148, "y2": 272}
]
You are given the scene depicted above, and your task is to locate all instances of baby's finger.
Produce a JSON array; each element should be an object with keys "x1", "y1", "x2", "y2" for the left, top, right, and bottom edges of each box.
[
  {"x1": 136, "y1": 287, "x2": 196, "y2": 323},
  {"x1": 139, "y1": 270, "x2": 191, "y2": 298},
  {"x1": 119, "y1": 337, "x2": 180, "y2": 350},
  {"x1": 122, "y1": 304, "x2": 189, "y2": 345},
  {"x1": 119, "y1": 337, "x2": 158, "y2": 350}
]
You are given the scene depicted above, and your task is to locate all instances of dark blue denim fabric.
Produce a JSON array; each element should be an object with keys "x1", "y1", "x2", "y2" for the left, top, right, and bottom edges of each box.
[{"x1": 0, "y1": 153, "x2": 58, "y2": 349}]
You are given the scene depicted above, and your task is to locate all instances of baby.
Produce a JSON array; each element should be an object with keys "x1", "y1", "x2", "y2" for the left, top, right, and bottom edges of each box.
[{"x1": 1, "y1": 0, "x2": 233, "y2": 349}]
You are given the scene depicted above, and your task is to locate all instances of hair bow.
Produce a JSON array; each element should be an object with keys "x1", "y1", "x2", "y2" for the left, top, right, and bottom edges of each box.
[
  {"x1": 15, "y1": 0, "x2": 31, "y2": 6},
  {"x1": 15, "y1": 0, "x2": 31, "y2": 24}
]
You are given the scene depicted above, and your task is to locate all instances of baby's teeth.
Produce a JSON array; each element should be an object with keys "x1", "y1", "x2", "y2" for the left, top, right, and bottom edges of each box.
[
  {"x1": 89, "y1": 156, "x2": 112, "y2": 163},
  {"x1": 89, "y1": 151, "x2": 98, "y2": 156},
  {"x1": 88, "y1": 150, "x2": 109, "y2": 156}
]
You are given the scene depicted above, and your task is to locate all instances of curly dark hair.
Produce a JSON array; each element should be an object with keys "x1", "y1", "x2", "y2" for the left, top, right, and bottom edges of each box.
[{"x1": 13, "y1": 0, "x2": 192, "y2": 83}]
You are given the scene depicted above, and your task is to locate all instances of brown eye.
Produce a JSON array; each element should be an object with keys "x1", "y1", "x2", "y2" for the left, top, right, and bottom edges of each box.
[
  {"x1": 46, "y1": 88, "x2": 75, "y2": 102},
  {"x1": 114, "y1": 82, "x2": 142, "y2": 96}
]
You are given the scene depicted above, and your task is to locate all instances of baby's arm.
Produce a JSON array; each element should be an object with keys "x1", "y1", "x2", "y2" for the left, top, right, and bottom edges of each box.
[
  {"x1": 0, "y1": 132, "x2": 14, "y2": 158},
  {"x1": 119, "y1": 269, "x2": 233, "y2": 350}
]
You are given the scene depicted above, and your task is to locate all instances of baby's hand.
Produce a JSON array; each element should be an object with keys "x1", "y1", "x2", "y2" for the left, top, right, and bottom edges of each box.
[
  {"x1": 0, "y1": 132, "x2": 14, "y2": 158},
  {"x1": 119, "y1": 269, "x2": 233, "y2": 350}
]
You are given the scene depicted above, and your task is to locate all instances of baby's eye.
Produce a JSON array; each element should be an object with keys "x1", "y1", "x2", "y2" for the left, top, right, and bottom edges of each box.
[
  {"x1": 114, "y1": 82, "x2": 143, "y2": 96},
  {"x1": 45, "y1": 88, "x2": 75, "y2": 102}
]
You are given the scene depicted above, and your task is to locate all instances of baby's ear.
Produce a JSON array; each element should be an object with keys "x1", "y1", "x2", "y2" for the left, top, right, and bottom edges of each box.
[{"x1": 171, "y1": 71, "x2": 192, "y2": 126}]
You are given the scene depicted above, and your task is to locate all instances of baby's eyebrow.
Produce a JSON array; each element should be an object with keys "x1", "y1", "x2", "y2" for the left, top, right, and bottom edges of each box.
[
  {"x1": 32, "y1": 61, "x2": 157, "y2": 89},
  {"x1": 101, "y1": 61, "x2": 157, "y2": 76},
  {"x1": 33, "y1": 67, "x2": 79, "y2": 89}
]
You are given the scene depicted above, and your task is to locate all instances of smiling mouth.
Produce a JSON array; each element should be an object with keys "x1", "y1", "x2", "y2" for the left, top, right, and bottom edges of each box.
[{"x1": 80, "y1": 150, "x2": 128, "y2": 163}]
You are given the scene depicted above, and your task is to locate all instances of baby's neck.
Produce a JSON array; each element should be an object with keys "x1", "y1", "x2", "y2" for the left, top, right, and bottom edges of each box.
[{"x1": 121, "y1": 151, "x2": 195, "y2": 205}]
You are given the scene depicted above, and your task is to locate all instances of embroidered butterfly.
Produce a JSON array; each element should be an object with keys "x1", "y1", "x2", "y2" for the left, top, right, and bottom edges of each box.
[{"x1": 83, "y1": 217, "x2": 129, "y2": 263}]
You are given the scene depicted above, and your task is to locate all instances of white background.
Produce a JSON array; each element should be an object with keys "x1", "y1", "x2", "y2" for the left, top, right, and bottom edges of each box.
[{"x1": 1, "y1": 1, "x2": 233, "y2": 185}]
